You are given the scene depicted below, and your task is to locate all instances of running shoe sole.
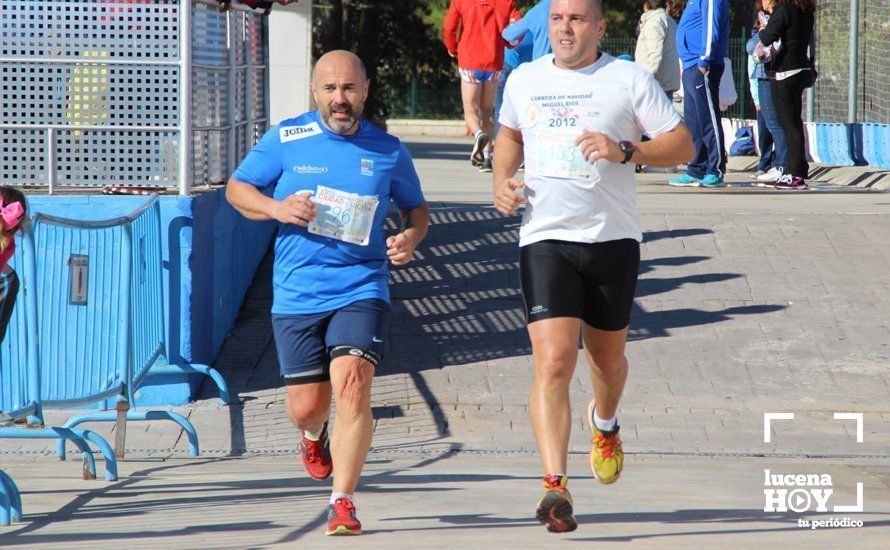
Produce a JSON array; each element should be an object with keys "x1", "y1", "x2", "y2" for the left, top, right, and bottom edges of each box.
[
  {"x1": 535, "y1": 492, "x2": 578, "y2": 533},
  {"x1": 587, "y1": 400, "x2": 622, "y2": 485},
  {"x1": 325, "y1": 525, "x2": 362, "y2": 536},
  {"x1": 471, "y1": 133, "x2": 489, "y2": 166}
]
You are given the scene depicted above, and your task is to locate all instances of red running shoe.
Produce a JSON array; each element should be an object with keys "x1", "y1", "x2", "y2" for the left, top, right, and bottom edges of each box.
[
  {"x1": 326, "y1": 498, "x2": 362, "y2": 536},
  {"x1": 535, "y1": 474, "x2": 577, "y2": 533},
  {"x1": 300, "y1": 422, "x2": 332, "y2": 480}
]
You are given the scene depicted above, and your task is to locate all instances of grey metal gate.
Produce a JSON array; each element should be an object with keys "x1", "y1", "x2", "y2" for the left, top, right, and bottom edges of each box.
[{"x1": 0, "y1": 0, "x2": 269, "y2": 195}]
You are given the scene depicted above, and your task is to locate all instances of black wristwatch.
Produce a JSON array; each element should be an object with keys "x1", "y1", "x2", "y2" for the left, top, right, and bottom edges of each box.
[{"x1": 619, "y1": 141, "x2": 635, "y2": 164}]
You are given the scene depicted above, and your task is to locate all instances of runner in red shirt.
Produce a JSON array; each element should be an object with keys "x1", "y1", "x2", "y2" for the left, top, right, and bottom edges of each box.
[{"x1": 443, "y1": 0, "x2": 521, "y2": 171}]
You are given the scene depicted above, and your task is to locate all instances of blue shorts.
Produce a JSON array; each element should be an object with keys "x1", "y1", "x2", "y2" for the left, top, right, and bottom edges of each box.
[
  {"x1": 272, "y1": 298, "x2": 390, "y2": 385},
  {"x1": 459, "y1": 67, "x2": 504, "y2": 84}
]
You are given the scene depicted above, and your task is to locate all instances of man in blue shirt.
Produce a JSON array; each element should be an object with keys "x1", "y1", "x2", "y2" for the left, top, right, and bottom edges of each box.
[
  {"x1": 226, "y1": 50, "x2": 429, "y2": 537},
  {"x1": 502, "y1": 0, "x2": 553, "y2": 62},
  {"x1": 493, "y1": 0, "x2": 552, "y2": 170},
  {"x1": 669, "y1": 0, "x2": 729, "y2": 188}
]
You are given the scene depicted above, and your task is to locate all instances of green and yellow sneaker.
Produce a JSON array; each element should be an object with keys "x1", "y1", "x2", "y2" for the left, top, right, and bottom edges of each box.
[{"x1": 587, "y1": 400, "x2": 624, "y2": 484}]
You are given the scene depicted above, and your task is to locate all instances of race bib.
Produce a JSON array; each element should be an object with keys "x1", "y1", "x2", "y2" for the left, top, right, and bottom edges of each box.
[
  {"x1": 308, "y1": 185, "x2": 379, "y2": 246},
  {"x1": 535, "y1": 132, "x2": 594, "y2": 180}
]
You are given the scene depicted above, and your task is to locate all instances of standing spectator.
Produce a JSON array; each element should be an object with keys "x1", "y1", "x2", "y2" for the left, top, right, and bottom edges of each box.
[
  {"x1": 0, "y1": 187, "x2": 27, "y2": 345},
  {"x1": 634, "y1": 0, "x2": 680, "y2": 97},
  {"x1": 443, "y1": 0, "x2": 522, "y2": 172},
  {"x1": 747, "y1": 4, "x2": 786, "y2": 183},
  {"x1": 759, "y1": 0, "x2": 816, "y2": 190},
  {"x1": 669, "y1": 0, "x2": 729, "y2": 188}
]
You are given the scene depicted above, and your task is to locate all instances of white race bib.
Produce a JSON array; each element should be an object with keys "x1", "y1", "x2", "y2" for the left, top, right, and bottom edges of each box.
[
  {"x1": 308, "y1": 186, "x2": 379, "y2": 246},
  {"x1": 535, "y1": 132, "x2": 595, "y2": 180}
]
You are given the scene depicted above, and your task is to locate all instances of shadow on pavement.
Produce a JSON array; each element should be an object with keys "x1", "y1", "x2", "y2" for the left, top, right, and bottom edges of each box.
[
  {"x1": 368, "y1": 510, "x2": 890, "y2": 539},
  {"x1": 385, "y1": 205, "x2": 784, "y2": 372}
]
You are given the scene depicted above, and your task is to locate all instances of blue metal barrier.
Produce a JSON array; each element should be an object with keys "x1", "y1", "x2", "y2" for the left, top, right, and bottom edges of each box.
[
  {"x1": 0, "y1": 196, "x2": 231, "y2": 523},
  {"x1": 0, "y1": 222, "x2": 108, "y2": 525},
  {"x1": 26, "y1": 196, "x2": 230, "y2": 463},
  {"x1": 0, "y1": 468, "x2": 23, "y2": 525}
]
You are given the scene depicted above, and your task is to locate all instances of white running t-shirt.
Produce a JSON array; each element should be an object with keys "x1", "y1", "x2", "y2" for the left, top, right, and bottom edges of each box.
[{"x1": 499, "y1": 53, "x2": 682, "y2": 246}]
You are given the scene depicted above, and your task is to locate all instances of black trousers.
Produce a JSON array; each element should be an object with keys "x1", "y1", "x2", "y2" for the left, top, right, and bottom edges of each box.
[
  {"x1": 771, "y1": 71, "x2": 810, "y2": 178},
  {"x1": 0, "y1": 269, "x2": 19, "y2": 344}
]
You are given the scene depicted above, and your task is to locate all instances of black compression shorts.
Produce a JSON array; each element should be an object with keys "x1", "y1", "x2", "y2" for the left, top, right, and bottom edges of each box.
[{"x1": 519, "y1": 239, "x2": 640, "y2": 331}]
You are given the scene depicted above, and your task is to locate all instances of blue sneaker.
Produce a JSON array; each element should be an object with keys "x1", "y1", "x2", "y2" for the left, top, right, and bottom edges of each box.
[
  {"x1": 668, "y1": 174, "x2": 702, "y2": 187},
  {"x1": 700, "y1": 174, "x2": 726, "y2": 188}
]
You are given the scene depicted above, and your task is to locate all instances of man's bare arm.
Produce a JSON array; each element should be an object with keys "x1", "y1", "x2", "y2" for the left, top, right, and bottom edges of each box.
[
  {"x1": 226, "y1": 178, "x2": 316, "y2": 226},
  {"x1": 492, "y1": 126, "x2": 527, "y2": 215},
  {"x1": 388, "y1": 203, "x2": 430, "y2": 266},
  {"x1": 492, "y1": 125, "x2": 524, "y2": 192},
  {"x1": 575, "y1": 123, "x2": 695, "y2": 168}
]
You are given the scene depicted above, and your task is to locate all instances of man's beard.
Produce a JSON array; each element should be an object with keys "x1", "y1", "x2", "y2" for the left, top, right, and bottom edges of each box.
[{"x1": 323, "y1": 102, "x2": 363, "y2": 134}]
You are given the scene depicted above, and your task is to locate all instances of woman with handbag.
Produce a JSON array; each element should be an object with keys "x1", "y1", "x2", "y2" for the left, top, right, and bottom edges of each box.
[{"x1": 759, "y1": 0, "x2": 816, "y2": 190}]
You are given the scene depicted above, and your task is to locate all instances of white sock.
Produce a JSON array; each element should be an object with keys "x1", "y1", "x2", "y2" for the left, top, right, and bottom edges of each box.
[
  {"x1": 474, "y1": 128, "x2": 483, "y2": 138},
  {"x1": 330, "y1": 492, "x2": 353, "y2": 505},
  {"x1": 593, "y1": 411, "x2": 617, "y2": 432},
  {"x1": 483, "y1": 149, "x2": 492, "y2": 160},
  {"x1": 302, "y1": 426, "x2": 324, "y2": 441}
]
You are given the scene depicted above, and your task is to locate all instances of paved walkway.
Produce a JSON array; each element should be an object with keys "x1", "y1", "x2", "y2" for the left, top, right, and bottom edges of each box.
[{"x1": 2, "y1": 138, "x2": 889, "y2": 547}]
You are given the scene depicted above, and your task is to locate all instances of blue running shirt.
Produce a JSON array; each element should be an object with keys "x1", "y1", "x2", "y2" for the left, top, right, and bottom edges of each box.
[{"x1": 232, "y1": 111, "x2": 426, "y2": 314}]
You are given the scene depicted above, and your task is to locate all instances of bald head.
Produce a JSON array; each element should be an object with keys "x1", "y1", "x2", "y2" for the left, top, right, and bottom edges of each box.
[
  {"x1": 550, "y1": 0, "x2": 603, "y2": 18},
  {"x1": 311, "y1": 50, "x2": 370, "y2": 135},
  {"x1": 312, "y1": 50, "x2": 367, "y2": 85},
  {"x1": 550, "y1": 0, "x2": 607, "y2": 70}
]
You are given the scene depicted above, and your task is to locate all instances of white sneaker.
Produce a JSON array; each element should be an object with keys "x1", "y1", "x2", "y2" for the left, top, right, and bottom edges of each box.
[
  {"x1": 750, "y1": 169, "x2": 766, "y2": 180},
  {"x1": 756, "y1": 167, "x2": 783, "y2": 183}
]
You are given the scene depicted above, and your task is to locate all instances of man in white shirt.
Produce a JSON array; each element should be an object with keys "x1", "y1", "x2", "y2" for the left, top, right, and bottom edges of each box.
[{"x1": 492, "y1": 0, "x2": 694, "y2": 534}]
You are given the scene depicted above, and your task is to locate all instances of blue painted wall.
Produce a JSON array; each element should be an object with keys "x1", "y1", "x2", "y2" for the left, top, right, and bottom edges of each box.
[{"x1": 28, "y1": 190, "x2": 275, "y2": 405}]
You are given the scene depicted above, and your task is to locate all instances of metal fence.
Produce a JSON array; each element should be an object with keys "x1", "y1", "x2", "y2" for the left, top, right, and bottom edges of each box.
[
  {"x1": 390, "y1": 36, "x2": 756, "y2": 121},
  {"x1": 812, "y1": 0, "x2": 890, "y2": 123},
  {"x1": 0, "y1": 0, "x2": 269, "y2": 195}
]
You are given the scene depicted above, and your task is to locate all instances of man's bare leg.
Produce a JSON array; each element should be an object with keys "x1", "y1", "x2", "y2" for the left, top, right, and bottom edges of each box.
[
  {"x1": 581, "y1": 324, "x2": 629, "y2": 484},
  {"x1": 528, "y1": 317, "x2": 581, "y2": 475},
  {"x1": 581, "y1": 325, "x2": 629, "y2": 420},
  {"x1": 461, "y1": 79, "x2": 489, "y2": 165},
  {"x1": 285, "y1": 381, "x2": 331, "y2": 434},
  {"x1": 460, "y1": 79, "x2": 483, "y2": 136},
  {"x1": 528, "y1": 316, "x2": 581, "y2": 533},
  {"x1": 479, "y1": 80, "x2": 498, "y2": 159},
  {"x1": 328, "y1": 356, "x2": 375, "y2": 495}
]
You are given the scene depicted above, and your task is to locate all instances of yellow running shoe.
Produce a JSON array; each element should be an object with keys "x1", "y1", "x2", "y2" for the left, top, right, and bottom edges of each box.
[
  {"x1": 535, "y1": 475, "x2": 577, "y2": 533},
  {"x1": 587, "y1": 400, "x2": 623, "y2": 484}
]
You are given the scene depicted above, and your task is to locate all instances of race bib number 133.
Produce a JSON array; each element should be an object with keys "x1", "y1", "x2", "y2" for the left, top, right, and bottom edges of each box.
[{"x1": 535, "y1": 132, "x2": 594, "y2": 180}]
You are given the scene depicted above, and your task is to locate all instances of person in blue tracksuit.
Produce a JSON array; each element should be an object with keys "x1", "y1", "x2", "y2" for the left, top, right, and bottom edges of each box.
[{"x1": 669, "y1": 0, "x2": 729, "y2": 188}]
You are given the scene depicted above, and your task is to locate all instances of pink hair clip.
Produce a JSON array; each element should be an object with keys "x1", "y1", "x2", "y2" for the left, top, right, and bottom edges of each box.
[{"x1": 0, "y1": 198, "x2": 24, "y2": 231}]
